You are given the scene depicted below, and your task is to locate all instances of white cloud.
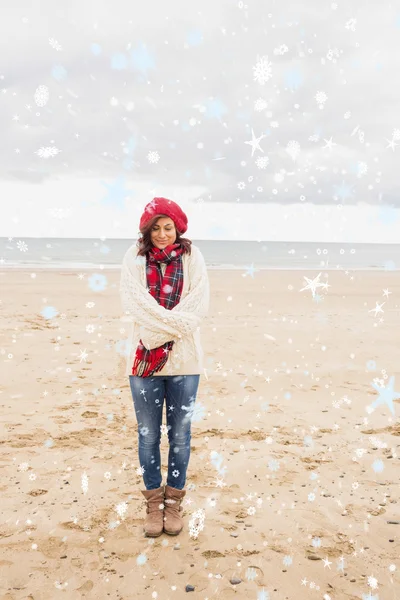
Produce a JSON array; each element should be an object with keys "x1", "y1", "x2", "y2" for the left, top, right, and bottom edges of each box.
[
  {"x1": 1, "y1": 0, "x2": 400, "y2": 241},
  {"x1": 2, "y1": 178, "x2": 399, "y2": 242}
]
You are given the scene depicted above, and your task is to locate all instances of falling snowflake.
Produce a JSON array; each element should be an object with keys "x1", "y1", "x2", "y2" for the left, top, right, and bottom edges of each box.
[
  {"x1": 78, "y1": 349, "x2": 88, "y2": 363},
  {"x1": 283, "y1": 555, "x2": 293, "y2": 566},
  {"x1": 35, "y1": 146, "x2": 61, "y2": 158},
  {"x1": 326, "y1": 48, "x2": 340, "y2": 63},
  {"x1": 182, "y1": 400, "x2": 206, "y2": 422},
  {"x1": 34, "y1": 85, "x2": 49, "y2": 107},
  {"x1": 160, "y1": 423, "x2": 170, "y2": 436},
  {"x1": 304, "y1": 435, "x2": 314, "y2": 447},
  {"x1": 254, "y1": 98, "x2": 268, "y2": 111},
  {"x1": 268, "y1": 459, "x2": 280, "y2": 472},
  {"x1": 246, "y1": 567, "x2": 258, "y2": 581},
  {"x1": 367, "y1": 575, "x2": 379, "y2": 589},
  {"x1": 147, "y1": 150, "x2": 160, "y2": 164},
  {"x1": 172, "y1": 469, "x2": 180, "y2": 478},
  {"x1": 81, "y1": 472, "x2": 89, "y2": 494},
  {"x1": 377, "y1": 206, "x2": 399, "y2": 225},
  {"x1": 41, "y1": 306, "x2": 58, "y2": 320},
  {"x1": 312, "y1": 536, "x2": 321, "y2": 547},
  {"x1": 214, "y1": 477, "x2": 227, "y2": 488},
  {"x1": 51, "y1": 65, "x2": 67, "y2": 81},
  {"x1": 247, "y1": 506, "x2": 256, "y2": 515},
  {"x1": 355, "y1": 448, "x2": 367, "y2": 458},
  {"x1": 369, "y1": 436, "x2": 387, "y2": 449},
  {"x1": 372, "y1": 459, "x2": 384, "y2": 473},
  {"x1": 115, "y1": 501, "x2": 128, "y2": 520},
  {"x1": 357, "y1": 161, "x2": 368, "y2": 177},
  {"x1": 345, "y1": 18, "x2": 357, "y2": 32},
  {"x1": 16, "y1": 240, "x2": 28, "y2": 252},
  {"x1": 49, "y1": 37, "x2": 63, "y2": 51},
  {"x1": 48, "y1": 207, "x2": 71, "y2": 219},
  {"x1": 237, "y1": 181, "x2": 246, "y2": 190},
  {"x1": 210, "y1": 451, "x2": 227, "y2": 477},
  {"x1": 333, "y1": 180, "x2": 354, "y2": 201},
  {"x1": 256, "y1": 156, "x2": 270, "y2": 169},
  {"x1": 273, "y1": 44, "x2": 289, "y2": 55},
  {"x1": 315, "y1": 90, "x2": 328, "y2": 109},
  {"x1": 88, "y1": 273, "x2": 107, "y2": 292},
  {"x1": 188, "y1": 508, "x2": 205, "y2": 539},
  {"x1": 253, "y1": 54, "x2": 272, "y2": 85},
  {"x1": 136, "y1": 465, "x2": 145, "y2": 476},
  {"x1": 392, "y1": 128, "x2": 400, "y2": 141},
  {"x1": 286, "y1": 140, "x2": 301, "y2": 161}
]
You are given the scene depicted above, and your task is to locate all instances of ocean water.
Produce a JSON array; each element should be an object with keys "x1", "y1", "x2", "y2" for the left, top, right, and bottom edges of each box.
[{"x1": 0, "y1": 238, "x2": 399, "y2": 270}]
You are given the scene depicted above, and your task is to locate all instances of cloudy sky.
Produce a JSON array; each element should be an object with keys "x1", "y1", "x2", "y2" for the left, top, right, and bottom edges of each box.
[{"x1": 1, "y1": 0, "x2": 400, "y2": 242}]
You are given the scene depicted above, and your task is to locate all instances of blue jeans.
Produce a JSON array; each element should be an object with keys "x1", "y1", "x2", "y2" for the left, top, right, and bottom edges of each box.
[{"x1": 129, "y1": 374, "x2": 200, "y2": 490}]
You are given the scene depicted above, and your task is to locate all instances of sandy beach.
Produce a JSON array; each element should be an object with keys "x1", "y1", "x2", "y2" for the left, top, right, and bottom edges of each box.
[{"x1": 0, "y1": 267, "x2": 399, "y2": 600}]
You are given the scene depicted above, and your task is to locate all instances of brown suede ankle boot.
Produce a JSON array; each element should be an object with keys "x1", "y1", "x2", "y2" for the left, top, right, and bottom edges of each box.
[
  {"x1": 163, "y1": 485, "x2": 186, "y2": 535},
  {"x1": 140, "y1": 485, "x2": 165, "y2": 537}
]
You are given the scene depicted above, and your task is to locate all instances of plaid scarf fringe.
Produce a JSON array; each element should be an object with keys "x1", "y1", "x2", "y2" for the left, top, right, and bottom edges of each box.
[{"x1": 132, "y1": 342, "x2": 173, "y2": 377}]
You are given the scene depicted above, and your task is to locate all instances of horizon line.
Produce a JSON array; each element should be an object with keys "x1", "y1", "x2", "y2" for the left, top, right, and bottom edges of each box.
[{"x1": 1, "y1": 236, "x2": 399, "y2": 246}]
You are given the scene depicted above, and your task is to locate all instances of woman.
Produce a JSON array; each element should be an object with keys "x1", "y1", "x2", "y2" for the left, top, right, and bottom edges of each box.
[{"x1": 120, "y1": 197, "x2": 210, "y2": 537}]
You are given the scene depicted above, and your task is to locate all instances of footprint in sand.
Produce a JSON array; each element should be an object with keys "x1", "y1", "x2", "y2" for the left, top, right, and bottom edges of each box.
[
  {"x1": 28, "y1": 489, "x2": 48, "y2": 497},
  {"x1": 244, "y1": 385, "x2": 256, "y2": 392},
  {"x1": 76, "y1": 581, "x2": 94, "y2": 593},
  {"x1": 56, "y1": 428, "x2": 103, "y2": 448},
  {"x1": 362, "y1": 424, "x2": 400, "y2": 436},
  {"x1": 81, "y1": 411, "x2": 99, "y2": 418},
  {"x1": 38, "y1": 536, "x2": 66, "y2": 559},
  {"x1": 52, "y1": 416, "x2": 72, "y2": 424},
  {"x1": 202, "y1": 550, "x2": 225, "y2": 558}
]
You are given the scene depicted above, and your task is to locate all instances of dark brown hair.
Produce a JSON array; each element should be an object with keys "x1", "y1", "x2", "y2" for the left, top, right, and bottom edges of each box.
[{"x1": 136, "y1": 214, "x2": 192, "y2": 257}]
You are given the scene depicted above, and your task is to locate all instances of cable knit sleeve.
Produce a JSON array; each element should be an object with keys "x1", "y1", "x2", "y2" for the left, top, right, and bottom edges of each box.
[
  {"x1": 172, "y1": 245, "x2": 210, "y2": 318},
  {"x1": 120, "y1": 244, "x2": 209, "y2": 351},
  {"x1": 120, "y1": 247, "x2": 178, "y2": 337}
]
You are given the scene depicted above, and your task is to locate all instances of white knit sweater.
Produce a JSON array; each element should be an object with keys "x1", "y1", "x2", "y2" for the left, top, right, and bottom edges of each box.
[{"x1": 119, "y1": 242, "x2": 210, "y2": 377}]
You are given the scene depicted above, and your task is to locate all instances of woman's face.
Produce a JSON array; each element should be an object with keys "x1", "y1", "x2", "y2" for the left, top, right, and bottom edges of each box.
[{"x1": 150, "y1": 217, "x2": 177, "y2": 249}]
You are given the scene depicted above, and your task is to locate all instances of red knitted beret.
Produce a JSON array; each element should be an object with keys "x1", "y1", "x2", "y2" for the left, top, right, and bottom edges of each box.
[{"x1": 139, "y1": 197, "x2": 188, "y2": 234}]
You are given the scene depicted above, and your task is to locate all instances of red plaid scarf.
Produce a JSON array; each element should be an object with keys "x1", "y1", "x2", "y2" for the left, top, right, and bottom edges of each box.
[{"x1": 132, "y1": 243, "x2": 185, "y2": 377}]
